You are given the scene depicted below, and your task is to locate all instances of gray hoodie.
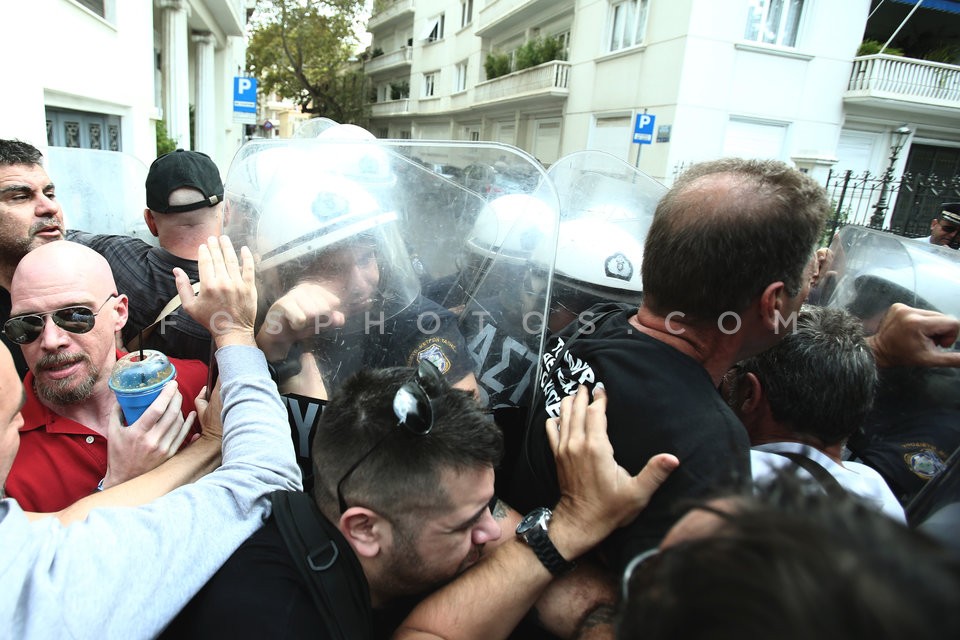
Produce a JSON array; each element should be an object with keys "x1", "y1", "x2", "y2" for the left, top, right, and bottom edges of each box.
[{"x1": 0, "y1": 345, "x2": 302, "y2": 639}]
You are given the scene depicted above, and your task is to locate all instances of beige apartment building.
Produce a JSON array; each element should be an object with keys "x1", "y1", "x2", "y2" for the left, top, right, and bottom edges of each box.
[{"x1": 364, "y1": 0, "x2": 960, "y2": 212}]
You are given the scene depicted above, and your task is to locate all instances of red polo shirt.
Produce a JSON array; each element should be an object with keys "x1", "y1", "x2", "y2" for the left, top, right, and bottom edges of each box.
[{"x1": 5, "y1": 351, "x2": 208, "y2": 513}]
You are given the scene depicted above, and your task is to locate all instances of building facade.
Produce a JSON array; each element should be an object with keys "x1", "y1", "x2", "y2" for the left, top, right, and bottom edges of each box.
[
  {"x1": 365, "y1": 0, "x2": 960, "y2": 229},
  {"x1": 0, "y1": 0, "x2": 252, "y2": 172}
]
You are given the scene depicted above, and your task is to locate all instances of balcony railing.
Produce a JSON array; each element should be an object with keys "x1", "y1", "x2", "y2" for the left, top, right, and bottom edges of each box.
[
  {"x1": 846, "y1": 54, "x2": 960, "y2": 107},
  {"x1": 371, "y1": 99, "x2": 411, "y2": 117},
  {"x1": 477, "y1": 0, "x2": 560, "y2": 37},
  {"x1": 474, "y1": 60, "x2": 570, "y2": 105},
  {"x1": 369, "y1": 0, "x2": 414, "y2": 31},
  {"x1": 365, "y1": 47, "x2": 413, "y2": 75}
]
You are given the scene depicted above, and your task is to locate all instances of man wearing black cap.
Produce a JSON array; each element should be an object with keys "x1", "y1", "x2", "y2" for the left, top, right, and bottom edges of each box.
[
  {"x1": 68, "y1": 149, "x2": 224, "y2": 361},
  {"x1": 917, "y1": 203, "x2": 960, "y2": 249}
]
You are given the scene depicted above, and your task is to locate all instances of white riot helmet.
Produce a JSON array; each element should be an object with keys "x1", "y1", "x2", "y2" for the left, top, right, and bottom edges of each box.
[
  {"x1": 315, "y1": 123, "x2": 396, "y2": 192},
  {"x1": 552, "y1": 217, "x2": 644, "y2": 299},
  {"x1": 234, "y1": 165, "x2": 420, "y2": 327},
  {"x1": 457, "y1": 194, "x2": 557, "y2": 308},
  {"x1": 465, "y1": 194, "x2": 556, "y2": 262}
]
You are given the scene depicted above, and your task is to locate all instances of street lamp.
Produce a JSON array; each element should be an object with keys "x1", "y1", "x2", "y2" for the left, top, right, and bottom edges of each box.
[{"x1": 870, "y1": 125, "x2": 912, "y2": 228}]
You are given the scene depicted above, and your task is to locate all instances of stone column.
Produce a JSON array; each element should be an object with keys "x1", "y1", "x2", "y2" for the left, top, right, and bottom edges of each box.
[
  {"x1": 192, "y1": 31, "x2": 216, "y2": 155},
  {"x1": 159, "y1": 0, "x2": 191, "y2": 149}
]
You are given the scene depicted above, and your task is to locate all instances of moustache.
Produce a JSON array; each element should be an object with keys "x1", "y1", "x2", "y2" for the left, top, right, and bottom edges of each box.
[
  {"x1": 29, "y1": 218, "x2": 64, "y2": 236},
  {"x1": 36, "y1": 351, "x2": 90, "y2": 372}
]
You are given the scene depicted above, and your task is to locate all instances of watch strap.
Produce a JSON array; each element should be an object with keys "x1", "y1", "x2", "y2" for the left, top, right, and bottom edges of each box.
[{"x1": 519, "y1": 509, "x2": 576, "y2": 576}]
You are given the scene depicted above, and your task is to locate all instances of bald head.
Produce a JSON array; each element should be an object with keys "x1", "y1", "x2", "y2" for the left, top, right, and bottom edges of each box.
[{"x1": 11, "y1": 241, "x2": 117, "y2": 306}]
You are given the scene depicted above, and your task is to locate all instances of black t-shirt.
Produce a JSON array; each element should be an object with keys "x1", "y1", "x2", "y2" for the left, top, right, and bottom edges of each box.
[
  {"x1": 506, "y1": 303, "x2": 751, "y2": 573},
  {"x1": 163, "y1": 511, "x2": 402, "y2": 639}
]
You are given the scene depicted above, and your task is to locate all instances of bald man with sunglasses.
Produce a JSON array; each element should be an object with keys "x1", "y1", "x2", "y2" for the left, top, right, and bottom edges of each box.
[{"x1": 2, "y1": 241, "x2": 207, "y2": 512}]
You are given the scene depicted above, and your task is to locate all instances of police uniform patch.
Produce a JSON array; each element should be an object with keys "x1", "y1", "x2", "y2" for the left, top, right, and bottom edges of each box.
[
  {"x1": 410, "y1": 337, "x2": 455, "y2": 374},
  {"x1": 904, "y1": 446, "x2": 946, "y2": 480},
  {"x1": 604, "y1": 252, "x2": 634, "y2": 282}
]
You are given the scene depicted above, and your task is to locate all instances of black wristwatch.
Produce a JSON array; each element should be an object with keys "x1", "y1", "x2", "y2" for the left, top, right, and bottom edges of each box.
[
  {"x1": 267, "y1": 343, "x2": 303, "y2": 384},
  {"x1": 516, "y1": 507, "x2": 576, "y2": 576}
]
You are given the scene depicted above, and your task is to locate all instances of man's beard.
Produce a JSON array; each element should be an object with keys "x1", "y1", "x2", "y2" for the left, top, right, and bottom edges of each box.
[
  {"x1": 33, "y1": 351, "x2": 100, "y2": 405},
  {"x1": 375, "y1": 523, "x2": 481, "y2": 601},
  {"x1": 0, "y1": 218, "x2": 63, "y2": 267}
]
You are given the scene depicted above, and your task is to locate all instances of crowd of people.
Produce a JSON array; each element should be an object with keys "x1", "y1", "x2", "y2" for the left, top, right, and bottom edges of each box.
[{"x1": 0, "y1": 133, "x2": 958, "y2": 639}]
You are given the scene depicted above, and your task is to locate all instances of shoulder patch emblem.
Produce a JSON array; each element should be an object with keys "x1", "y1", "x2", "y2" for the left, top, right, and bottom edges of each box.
[
  {"x1": 904, "y1": 448, "x2": 946, "y2": 480},
  {"x1": 604, "y1": 252, "x2": 634, "y2": 282},
  {"x1": 412, "y1": 338, "x2": 454, "y2": 374}
]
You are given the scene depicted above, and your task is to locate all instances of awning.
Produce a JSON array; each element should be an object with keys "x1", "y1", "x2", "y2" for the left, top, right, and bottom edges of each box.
[{"x1": 890, "y1": 0, "x2": 960, "y2": 15}]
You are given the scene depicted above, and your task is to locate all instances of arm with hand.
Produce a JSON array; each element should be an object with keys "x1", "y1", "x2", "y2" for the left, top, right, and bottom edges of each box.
[
  {"x1": 480, "y1": 500, "x2": 619, "y2": 639},
  {"x1": 392, "y1": 385, "x2": 679, "y2": 640},
  {"x1": 866, "y1": 303, "x2": 960, "y2": 368},
  {"x1": 27, "y1": 385, "x2": 224, "y2": 525},
  {"x1": 99, "y1": 381, "x2": 197, "y2": 489}
]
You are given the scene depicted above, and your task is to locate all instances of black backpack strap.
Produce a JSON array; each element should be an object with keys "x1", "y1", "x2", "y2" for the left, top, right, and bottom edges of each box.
[
  {"x1": 771, "y1": 451, "x2": 847, "y2": 498},
  {"x1": 270, "y1": 490, "x2": 373, "y2": 640}
]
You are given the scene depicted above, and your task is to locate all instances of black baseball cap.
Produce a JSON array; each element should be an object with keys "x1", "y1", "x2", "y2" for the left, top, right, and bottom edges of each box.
[{"x1": 146, "y1": 149, "x2": 224, "y2": 213}]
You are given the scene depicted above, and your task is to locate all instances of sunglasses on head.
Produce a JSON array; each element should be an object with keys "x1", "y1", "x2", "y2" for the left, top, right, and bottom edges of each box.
[
  {"x1": 2, "y1": 294, "x2": 118, "y2": 344},
  {"x1": 336, "y1": 359, "x2": 446, "y2": 514}
]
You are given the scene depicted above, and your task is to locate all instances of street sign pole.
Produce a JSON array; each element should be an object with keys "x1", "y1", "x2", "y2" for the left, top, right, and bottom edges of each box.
[{"x1": 632, "y1": 110, "x2": 654, "y2": 168}]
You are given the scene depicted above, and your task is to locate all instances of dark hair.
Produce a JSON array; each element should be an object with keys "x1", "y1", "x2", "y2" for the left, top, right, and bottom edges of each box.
[
  {"x1": 0, "y1": 139, "x2": 43, "y2": 167},
  {"x1": 736, "y1": 305, "x2": 877, "y2": 445},
  {"x1": 311, "y1": 366, "x2": 503, "y2": 523},
  {"x1": 641, "y1": 158, "x2": 828, "y2": 320},
  {"x1": 618, "y1": 472, "x2": 960, "y2": 640}
]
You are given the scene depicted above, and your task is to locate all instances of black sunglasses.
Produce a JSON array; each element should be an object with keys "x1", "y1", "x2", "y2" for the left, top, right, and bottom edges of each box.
[
  {"x1": 336, "y1": 359, "x2": 445, "y2": 514},
  {"x1": 2, "y1": 294, "x2": 118, "y2": 345}
]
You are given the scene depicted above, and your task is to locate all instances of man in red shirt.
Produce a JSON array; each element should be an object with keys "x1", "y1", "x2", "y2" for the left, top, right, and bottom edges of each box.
[{"x1": 2, "y1": 240, "x2": 206, "y2": 512}]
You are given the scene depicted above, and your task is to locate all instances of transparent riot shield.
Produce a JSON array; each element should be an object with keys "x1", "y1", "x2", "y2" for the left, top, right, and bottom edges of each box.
[
  {"x1": 223, "y1": 133, "x2": 557, "y2": 482},
  {"x1": 46, "y1": 147, "x2": 154, "y2": 244},
  {"x1": 816, "y1": 225, "x2": 960, "y2": 510},
  {"x1": 540, "y1": 150, "x2": 666, "y2": 333}
]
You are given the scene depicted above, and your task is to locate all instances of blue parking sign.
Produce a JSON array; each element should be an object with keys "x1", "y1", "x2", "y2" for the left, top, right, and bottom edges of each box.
[
  {"x1": 633, "y1": 113, "x2": 656, "y2": 144},
  {"x1": 233, "y1": 77, "x2": 257, "y2": 124}
]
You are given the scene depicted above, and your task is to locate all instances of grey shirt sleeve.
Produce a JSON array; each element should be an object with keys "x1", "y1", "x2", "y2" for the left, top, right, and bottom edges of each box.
[{"x1": 0, "y1": 345, "x2": 302, "y2": 639}]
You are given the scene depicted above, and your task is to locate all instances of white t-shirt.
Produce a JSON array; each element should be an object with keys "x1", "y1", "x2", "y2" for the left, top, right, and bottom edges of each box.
[{"x1": 751, "y1": 441, "x2": 906, "y2": 523}]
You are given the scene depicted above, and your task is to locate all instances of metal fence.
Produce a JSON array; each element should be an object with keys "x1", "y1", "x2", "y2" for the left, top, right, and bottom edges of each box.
[
  {"x1": 825, "y1": 170, "x2": 960, "y2": 242},
  {"x1": 671, "y1": 162, "x2": 960, "y2": 244}
]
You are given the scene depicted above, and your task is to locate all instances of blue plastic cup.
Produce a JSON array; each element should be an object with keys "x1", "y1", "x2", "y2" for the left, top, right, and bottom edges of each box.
[{"x1": 108, "y1": 350, "x2": 177, "y2": 426}]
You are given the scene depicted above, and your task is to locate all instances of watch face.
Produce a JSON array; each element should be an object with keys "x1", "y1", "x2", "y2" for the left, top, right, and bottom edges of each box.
[{"x1": 516, "y1": 507, "x2": 549, "y2": 535}]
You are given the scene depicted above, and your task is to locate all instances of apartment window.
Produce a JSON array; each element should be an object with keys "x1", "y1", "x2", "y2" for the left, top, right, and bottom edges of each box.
[
  {"x1": 454, "y1": 61, "x2": 468, "y2": 93},
  {"x1": 744, "y1": 0, "x2": 803, "y2": 47},
  {"x1": 557, "y1": 30, "x2": 572, "y2": 58},
  {"x1": 75, "y1": 0, "x2": 104, "y2": 17},
  {"x1": 46, "y1": 108, "x2": 121, "y2": 151},
  {"x1": 461, "y1": 0, "x2": 474, "y2": 28},
  {"x1": 608, "y1": 0, "x2": 649, "y2": 52},
  {"x1": 423, "y1": 72, "x2": 438, "y2": 97},
  {"x1": 423, "y1": 14, "x2": 446, "y2": 42}
]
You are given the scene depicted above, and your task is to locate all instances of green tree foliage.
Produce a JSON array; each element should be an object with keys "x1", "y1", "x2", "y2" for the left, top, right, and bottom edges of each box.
[
  {"x1": 246, "y1": 0, "x2": 370, "y2": 124},
  {"x1": 155, "y1": 119, "x2": 177, "y2": 155}
]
